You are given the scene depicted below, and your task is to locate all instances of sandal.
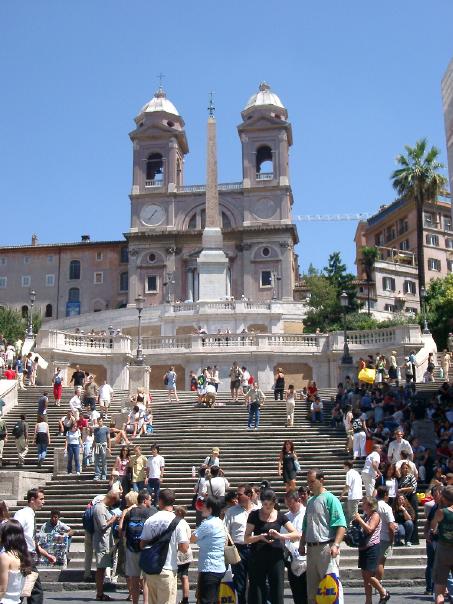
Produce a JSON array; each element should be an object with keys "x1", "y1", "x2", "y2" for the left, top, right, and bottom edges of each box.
[
  {"x1": 378, "y1": 592, "x2": 391, "y2": 604},
  {"x1": 96, "y1": 595, "x2": 114, "y2": 601}
]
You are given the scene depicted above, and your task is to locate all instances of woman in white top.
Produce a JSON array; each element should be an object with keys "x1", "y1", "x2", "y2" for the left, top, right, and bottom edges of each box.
[
  {"x1": 34, "y1": 416, "x2": 51, "y2": 468},
  {"x1": 64, "y1": 423, "x2": 82, "y2": 475},
  {"x1": 285, "y1": 384, "x2": 296, "y2": 427},
  {"x1": 0, "y1": 519, "x2": 33, "y2": 604}
]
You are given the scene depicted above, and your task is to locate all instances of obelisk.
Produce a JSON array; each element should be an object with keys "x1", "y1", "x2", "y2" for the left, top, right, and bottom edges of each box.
[{"x1": 197, "y1": 95, "x2": 229, "y2": 301}]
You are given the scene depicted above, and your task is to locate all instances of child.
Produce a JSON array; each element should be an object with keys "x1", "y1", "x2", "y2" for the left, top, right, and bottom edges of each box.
[
  {"x1": 82, "y1": 428, "x2": 93, "y2": 467},
  {"x1": 142, "y1": 405, "x2": 154, "y2": 435},
  {"x1": 285, "y1": 384, "x2": 296, "y2": 427}
]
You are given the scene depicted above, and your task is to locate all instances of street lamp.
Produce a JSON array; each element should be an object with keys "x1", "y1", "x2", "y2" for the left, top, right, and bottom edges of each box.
[
  {"x1": 271, "y1": 272, "x2": 282, "y2": 300},
  {"x1": 27, "y1": 290, "x2": 36, "y2": 337},
  {"x1": 135, "y1": 294, "x2": 145, "y2": 364},
  {"x1": 420, "y1": 286, "x2": 430, "y2": 334},
  {"x1": 340, "y1": 290, "x2": 353, "y2": 364}
]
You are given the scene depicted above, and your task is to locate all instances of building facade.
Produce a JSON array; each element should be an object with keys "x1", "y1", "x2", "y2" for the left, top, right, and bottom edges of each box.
[
  {"x1": 442, "y1": 58, "x2": 453, "y2": 209},
  {"x1": 355, "y1": 197, "x2": 453, "y2": 316}
]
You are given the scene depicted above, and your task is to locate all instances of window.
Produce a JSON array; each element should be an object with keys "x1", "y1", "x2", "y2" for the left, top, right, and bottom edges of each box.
[
  {"x1": 428, "y1": 258, "x2": 441, "y2": 271},
  {"x1": 446, "y1": 238, "x2": 453, "y2": 249},
  {"x1": 21, "y1": 275, "x2": 31, "y2": 287},
  {"x1": 445, "y1": 216, "x2": 452, "y2": 232},
  {"x1": 94, "y1": 271, "x2": 104, "y2": 284},
  {"x1": 382, "y1": 276, "x2": 396, "y2": 292},
  {"x1": 45, "y1": 304, "x2": 53, "y2": 318},
  {"x1": 403, "y1": 280, "x2": 416, "y2": 295},
  {"x1": 68, "y1": 287, "x2": 80, "y2": 302},
  {"x1": 374, "y1": 233, "x2": 383, "y2": 246},
  {"x1": 424, "y1": 212, "x2": 434, "y2": 227},
  {"x1": 256, "y1": 145, "x2": 273, "y2": 179},
  {"x1": 384, "y1": 304, "x2": 396, "y2": 312},
  {"x1": 96, "y1": 251, "x2": 103, "y2": 261},
  {"x1": 145, "y1": 153, "x2": 164, "y2": 185},
  {"x1": 119, "y1": 271, "x2": 128, "y2": 292},
  {"x1": 69, "y1": 260, "x2": 81, "y2": 280},
  {"x1": 260, "y1": 270, "x2": 272, "y2": 287},
  {"x1": 385, "y1": 227, "x2": 395, "y2": 242},
  {"x1": 188, "y1": 213, "x2": 197, "y2": 229},
  {"x1": 398, "y1": 219, "x2": 408, "y2": 235},
  {"x1": 148, "y1": 253, "x2": 156, "y2": 263},
  {"x1": 47, "y1": 255, "x2": 54, "y2": 263},
  {"x1": 146, "y1": 275, "x2": 158, "y2": 292},
  {"x1": 45, "y1": 274, "x2": 55, "y2": 287},
  {"x1": 120, "y1": 246, "x2": 129, "y2": 263},
  {"x1": 221, "y1": 212, "x2": 232, "y2": 229},
  {"x1": 23, "y1": 256, "x2": 30, "y2": 264},
  {"x1": 262, "y1": 247, "x2": 271, "y2": 257},
  {"x1": 399, "y1": 239, "x2": 410, "y2": 251},
  {"x1": 448, "y1": 260, "x2": 453, "y2": 273},
  {"x1": 406, "y1": 307, "x2": 418, "y2": 315},
  {"x1": 21, "y1": 305, "x2": 28, "y2": 318},
  {"x1": 0, "y1": 277, "x2": 6, "y2": 288},
  {"x1": 426, "y1": 234, "x2": 439, "y2": 246},
  {"x1": 0, "y1": 258, "x2": 6, "y2": 266}
]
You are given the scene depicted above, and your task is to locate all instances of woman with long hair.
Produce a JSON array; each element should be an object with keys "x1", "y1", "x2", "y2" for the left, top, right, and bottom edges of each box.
[
  {"x1": 109, "y1": 421, "x2": 131, "y2": 446},
  {"x1": 397, "y1": 462, "x2": 419, "y2": 544},
  {"x1": 0, "y1": 519, "x2": 32, "y2": 604},
  {"x1": 278, "y1": 440, "x2": 299, "y2": 492},
  {"x1": 274, "y1": 368, "x2": 285, "y2": 401},
  {"x1": 113, "y1": 446, "x2": 131, "y2": 495},
  {"x1": 392, "y1": 494, "x2": 415, "y2": 546},
  {"x1": 245, "y1": 489, "x2": 299, "y2": 604},
  {"x1": 0, "y1": 500, "x2": 10, "y2": 524}
]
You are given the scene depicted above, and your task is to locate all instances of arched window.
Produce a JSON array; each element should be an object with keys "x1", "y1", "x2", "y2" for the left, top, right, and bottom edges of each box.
[
  {"x1": 146, "y1": 153, "x2": 164, "y2": 183},
  {"x1": 256, "y1": 145, "x2": 273, "y2": 178},
  {"x1": 221, "y1": 212, "x2": 232, "y2": 229},
  {"x1": 21, "y1": 305, "x2": 28, "y2": 318},
  {"x1": 45, "y1": 303, "x2": 53, "y2": 318},
  {"x1": 188, "y1": 213, "x2": 197, "y2": 229},
  {"x1": 120, "y1": 271, "x2": 129, "y2": 292},
  {"x1": 68, "y1": 287, "x2": 80, "y2": 302},
  {"x1": 69, "y1": 260, "x2": 80, "y2": 280}
]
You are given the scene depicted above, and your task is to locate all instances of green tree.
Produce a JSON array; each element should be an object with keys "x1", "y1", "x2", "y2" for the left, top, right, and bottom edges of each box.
[
  {"x1": 391, "y1": 139, "x2": 448, "y2": 300},
  {"x1": 0, "y1": 307, "x2": 41, "y2": 343},
  {"x1": 423, "y1": 274, "x2": 453, "y2": 349},
  {"x1": 360, "y1": 246, "x2": 379, "y2": 315},
  {"x1": 324, "y1": 251, "x2": 359, "y2": 311}
]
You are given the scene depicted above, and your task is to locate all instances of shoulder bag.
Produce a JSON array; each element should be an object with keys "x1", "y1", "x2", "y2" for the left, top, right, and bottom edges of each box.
[
  {"x1": 224, "y1": 527, "x2": 241, "y2": 565},
  {"x1": 139, "y1": 517, "x2": 181, "y2": 575}
]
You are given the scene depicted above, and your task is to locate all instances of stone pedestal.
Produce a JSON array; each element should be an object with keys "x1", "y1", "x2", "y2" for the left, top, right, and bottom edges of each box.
[
  {"x1": 338, "y1": 362, "x2": 355, "y2": 385},
  {"x1": 0, "y1": 470, "x2": 52, "y2": 505},
  {"x1": 128, "y1": 364, "x2": 151, "y2": 398},
  {"x1": 197, "y1": 246, "x2": 229, "y2": 302}
]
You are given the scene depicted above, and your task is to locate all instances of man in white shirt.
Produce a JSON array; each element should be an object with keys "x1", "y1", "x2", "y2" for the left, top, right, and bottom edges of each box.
[
  {"x1": 98, "y1": 380, "x2": 114, "y2": 414},
  {"x1": 204, "y1": 465, "x2": 229, "y2": 498},
  {"x1": 283, "y1": 489, "x2": 306, "y2": 604},
  {"x1": 361, "y1": 444, "x2": 381, "y2": 496},
  {"x1": 376, "y1": 486, "x2": 397, "y2": 585},
  {"x1": 14, "y1": 488, "x2": 56, "y2": 604},
  {"x1": 224, "y1": 484, "x2": 255, "y2": 604},
  {"x1": 146, "y1": 444, "x2": 165, "y2": 506},
  {"x1": 69, "y1": 387, "x2": 82, "y2": 420},
  {"x1": 340, "y1": 460, "x2": 363, "y2": 523},
  {"x1": 387, "y1": 430, "x2": 414, "y2": 463},
  {"x1": 140, "y1": 489, "x2": 189, "y2": 604}
]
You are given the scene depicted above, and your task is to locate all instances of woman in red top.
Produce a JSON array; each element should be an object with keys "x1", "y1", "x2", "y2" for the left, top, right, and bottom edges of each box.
[{"x1": 307, "y1": 380, "x2": 318, "y2": 397}]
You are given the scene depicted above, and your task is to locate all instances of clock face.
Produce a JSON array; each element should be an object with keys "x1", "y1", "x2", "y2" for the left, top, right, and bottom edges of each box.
[
  {"x1": 140, "y1": 203, "x2": 166, "y2": 227},
  {"x1": 253, "y1": 198, "x2": 277, "y2": 220}
]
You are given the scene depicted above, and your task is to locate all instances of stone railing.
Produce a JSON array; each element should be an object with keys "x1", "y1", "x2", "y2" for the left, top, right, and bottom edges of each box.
[
  {"x1": 177, "y1": 182, "x2": 242, "y2": 193},
  {"x1": 37, "y1": 330, "x2": 131, "y2": 354},
  {"x1": 140, "y1": 335, "x2": 192, "y2": 350},
  {"x1": 267, "y1": 334, "x2": 320, "y2": 348},
  {"x1": 170, "y1": 300, "x2": 273, "y2": 313}
]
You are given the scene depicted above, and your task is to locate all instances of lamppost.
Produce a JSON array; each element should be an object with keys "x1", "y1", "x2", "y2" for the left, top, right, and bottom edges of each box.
[
  {"x1": 164, "y1": 272, "x2": 175, "y2": 304},
  {"x1": 420, "y1": 286, "x2": 430, "y2": 334},
  {"x1": 135, "y1": 294, "x2": 144, "y2": 365},
  {"x1": 340, "y1": 290, "x2": 353, "y2": 364},
  {"x1": 27, "y1": 290, "x2": 36, "y2": 337},
  {"x1": 271, "y1": 272, "x2": 282, "y2": 300}
]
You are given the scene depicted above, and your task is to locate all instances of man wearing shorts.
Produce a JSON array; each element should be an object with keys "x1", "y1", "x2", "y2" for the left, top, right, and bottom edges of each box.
[{"x1": 93, "y1": 490, "x2": 121, "y2": 601}]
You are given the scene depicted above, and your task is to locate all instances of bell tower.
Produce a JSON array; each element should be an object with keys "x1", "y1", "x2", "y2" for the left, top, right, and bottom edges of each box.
[
  {"x1": 129, "y1": 86, "x2": 188, "y2": 194},
  {"x1": 238, "y1": 82, "x2": 292, "y2": 188}
]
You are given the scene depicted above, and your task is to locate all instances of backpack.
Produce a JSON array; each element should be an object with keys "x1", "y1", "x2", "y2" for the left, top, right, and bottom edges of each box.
[
  {"x1": 344, "y1": 522, "x2": 367, "y2": 548},
  {"x1": 163, "y1": 375, "x2": 169, "y2": 386},
  {"x1": 0, "y1": 420, "x2": 6, "y2": 440},
  {"x1": 12, "y1": 421, "x2": 24, "y2": 438},
  {"x1": 139, "y1": 517, "x2": 181, "y2": 575},
  {"x1": 125, "y1": 509, "x2": 148, "y2": 553},
  {"x1": 82, "y1": 503, "x2": 95, "y2": 534}
]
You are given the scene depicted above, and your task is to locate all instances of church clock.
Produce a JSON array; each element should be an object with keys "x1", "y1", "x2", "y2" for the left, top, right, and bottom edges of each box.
[{"x1": 140, "y1": 203, "x2": 166, "y2": 227}]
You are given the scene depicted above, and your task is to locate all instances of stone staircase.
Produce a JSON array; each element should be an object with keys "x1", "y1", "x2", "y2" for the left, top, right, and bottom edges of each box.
[{"x1": 2, "y1": 386, "x2": 428, "y2": 589}]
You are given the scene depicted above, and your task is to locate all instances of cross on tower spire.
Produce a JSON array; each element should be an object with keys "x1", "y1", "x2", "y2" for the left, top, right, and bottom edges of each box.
[
  {"x1": 208, "y1": 91, "x2": 215, "y2": 117},
  {"x1": 157, "y1": 72, "x2": 165, "y2": 90}
]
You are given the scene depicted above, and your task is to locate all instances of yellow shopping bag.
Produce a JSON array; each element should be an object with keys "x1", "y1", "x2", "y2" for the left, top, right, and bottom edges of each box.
[{"x1": 358, "y1": 367, "x2": 376, "y2": 384}]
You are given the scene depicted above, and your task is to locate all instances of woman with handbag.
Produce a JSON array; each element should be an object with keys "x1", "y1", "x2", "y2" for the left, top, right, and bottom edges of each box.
[
  {"x1": 352, "y1": 496, "x2": 390, "y2": 604},
  {"x1": 278, "y1": 440, "x2": 299, "y2": 492},
  {"x1": 244, "y1": 489, "x2": 299, "y2": 604},
  {"x1": 0, "y1": 519, "x2": 33, "y2": 604},
  {"x1": 190, "y1": 496, "x2": 226, "y2": 604}
]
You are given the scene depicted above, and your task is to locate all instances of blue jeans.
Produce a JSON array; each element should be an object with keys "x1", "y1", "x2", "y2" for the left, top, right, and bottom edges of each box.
[
  {"x1": 37, "y1": 443, "x2": 47, "y2": 462},
  {"x1": 248, "y1": 405, "x2": 260, "y2": 429},
  {"x1": 132, "y1": 481, "x2": 145, "y2": 492},
  {"x1": 311, "y1": 411, "x2": 322, "y2": 422},
  {"x1": 231, "y1": 544, "x2": 250, "y2": 604},
  {"x1": 147, "y1": 478, "x2": 161, "y2": 505},
  {"x1": 425, "y1": 541, "x2": 435, "y2": 592},
  {"x1": 396, "y1": 520, "x2": 414, "y2": 544},
  {"x1": 67, "y1": 443, "x2": 80, "y2": 473},
  {"x1": 94, "y1": 444, "x2": 107, "y2": 479}
]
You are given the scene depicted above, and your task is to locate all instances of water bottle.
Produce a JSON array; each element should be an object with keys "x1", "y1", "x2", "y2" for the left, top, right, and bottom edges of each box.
[{"x1": 192, "y1": 465, "x2": 196, "y2": 478}]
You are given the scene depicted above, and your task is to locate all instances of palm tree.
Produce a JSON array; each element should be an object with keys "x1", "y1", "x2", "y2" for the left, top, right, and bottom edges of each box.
[
  {"x1": 361, "y1": 246, "x2": 379, "y2": 315},
  {"x1": 391, "y1": 139, "x2": 447, "y2": 304}
]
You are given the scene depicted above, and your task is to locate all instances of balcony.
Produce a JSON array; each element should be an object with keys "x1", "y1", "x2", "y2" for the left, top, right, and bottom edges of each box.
[
  {"x1": 376, "y1": 246, "x2": 417, "y2": 267},
  {"x1": 256, "y1": 172, "x2": 273, "y2": 181},
  {"x1": 177, "y1": 182, "x2": 242, "y2": 193},
  {"x1": 145, "y1": 179, "x2": 164, "y2": 188}
]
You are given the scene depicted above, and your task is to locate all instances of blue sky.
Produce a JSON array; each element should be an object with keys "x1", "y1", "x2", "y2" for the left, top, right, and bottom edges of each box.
[{"x1": 0, "y1": 1, "x2": 452, "y2": 273}]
